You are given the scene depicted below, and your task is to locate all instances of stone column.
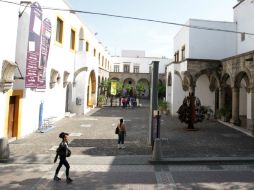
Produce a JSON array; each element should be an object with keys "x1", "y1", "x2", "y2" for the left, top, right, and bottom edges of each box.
[
  {"x1": 231, "y1": 87, "x2": 241, "y2": 125},
  {"x1": 249, "y1": 88, "x2": 254, "y2": 134},
  {"x1": 219, "y1": 88, "x2": 225, "y2": 110}
]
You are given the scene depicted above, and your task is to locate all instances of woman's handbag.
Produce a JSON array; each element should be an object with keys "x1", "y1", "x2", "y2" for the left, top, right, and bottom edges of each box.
[{"x1": 115, "y1": 127, "x2": 119, "y2": 134}]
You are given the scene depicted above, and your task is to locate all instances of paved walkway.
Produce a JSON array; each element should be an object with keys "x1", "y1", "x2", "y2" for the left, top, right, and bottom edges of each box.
[
  {"x1": 8, "y1": 102, "x2": 254, "y2": 162},
  {"x1": 1, "y1": 103, "x2": 254, "y2": 189}
]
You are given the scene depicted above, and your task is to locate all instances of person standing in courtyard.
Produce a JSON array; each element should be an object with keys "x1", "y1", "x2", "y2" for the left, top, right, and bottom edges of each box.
[
  {"x1": 117, "y1": 118, "x2": 127, "y2": 149},
  {"x1": 54, "y1": 132, "x2": 73, "y2": 183}
]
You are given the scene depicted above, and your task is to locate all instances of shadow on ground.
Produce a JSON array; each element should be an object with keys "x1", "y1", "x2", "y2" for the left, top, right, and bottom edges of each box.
[{"x1": 69, "y1": 139, "x2": 151, "y2": 156}]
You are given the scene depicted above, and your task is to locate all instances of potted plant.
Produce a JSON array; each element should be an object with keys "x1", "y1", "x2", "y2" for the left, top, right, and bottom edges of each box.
[
  {"x1": 159, "y1": 100, "x2": 170, "y2": 115},
  {"x1": 218, "y1": 107, "x2": 231, "y2": 122},
  {"x1": 200, "y1": 106, "x2": 214, "y2": 120}
]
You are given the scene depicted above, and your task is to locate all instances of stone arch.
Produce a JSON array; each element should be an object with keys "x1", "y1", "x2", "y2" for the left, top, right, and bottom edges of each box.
[
  {"x1": 182, "y1": 71, "x2": 194, "y2": 91},
  {"x1": 209, "y1": 73, "x2": 220, "y2": 91},
  {"x1": 123, "y1": 78, "x2": 135, "y2": 86},
  {"x1": 194, "y1": 69, "x2": 211, "y2": 82},
  {"x1": 74, "y1": 67, "x2": 88, "y2": 83},
  {"x1": 87, "y1": 70, "x2": 96, "y2": 107},
  {"x1": 50, "y1": 69, "x2": 60, "y2": 89},
  {"x1": 137, "y1": 78, "x2": 150, "y2": 98},
  {"x1": 234, "y1": 70, "x2": 251, "y2": 89},
  {"x1": 221, "y1": 72, "x2": 233, "y2": 88},
  {"x1": 79, "y1": 27, "x2": 85, "y2": 51},
  {"x1": 233, "y1": 70, "x2": 251, "y2": 126},
  {"x1": 196, "y1": 73, "x2": 215, "y2": 111},
  {"x1": 63, "y1": 71, "x2": 70, "y2": 88},
  {"x1": 0, "y1": 60, "x2": 17, "y2": 92}
]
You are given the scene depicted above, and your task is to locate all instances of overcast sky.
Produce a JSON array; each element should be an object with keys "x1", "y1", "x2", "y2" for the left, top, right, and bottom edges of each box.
[{"x1": 68, "y1": 0, "x2": 237, "y2": 58}]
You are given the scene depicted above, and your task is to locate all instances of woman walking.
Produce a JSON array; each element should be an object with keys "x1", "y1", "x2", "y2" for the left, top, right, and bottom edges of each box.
[
  {"x1": 117, "y1": 119, "x2": 127, "y2": 149},
  {"x1": 54, "y1": 132, "x2": 73, "y2": 183}
]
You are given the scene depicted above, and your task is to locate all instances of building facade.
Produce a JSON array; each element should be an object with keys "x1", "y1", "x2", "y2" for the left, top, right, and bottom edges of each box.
[
  {"x1": 110, "y1": 50, "x2": 170, "y2": 98},
  {"x1": 166, "y1": 0, "x2": 254, "y2": 132},
  {"x1": 0, "y1": 0, "x2": 110, "y2": 139}
]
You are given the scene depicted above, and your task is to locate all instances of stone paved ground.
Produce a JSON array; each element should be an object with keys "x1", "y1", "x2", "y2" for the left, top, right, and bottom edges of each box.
[
  {"x1": 160, "y1": 116, "x2": 254, "y2": 158},
  {"x1": 2, "y1": 102, "x2": 254, "y2": 189},
  {"x1": 1, "y1": 163, "x2": 254, "y2": 190},
  {"x1": 8, "y1": 101, "x2": 254, "y2": 159}
]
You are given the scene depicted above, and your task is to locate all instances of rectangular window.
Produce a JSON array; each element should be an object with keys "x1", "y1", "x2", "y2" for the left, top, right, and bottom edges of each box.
[
  {"x1": 181, "y1": 46, "x2": 185, "y2": 60},
  {"x1": 175, "y1": 51, "x2": 179, "y2": 62},
  {"x1": 133, "y1": 66, "x2": 139, "y2": 73},
  {"x1": 86, "y1": 41, "x2": 89, "y2": 52},
  {"x1": 114, "y1": 65, "x2": 119, "y2": 72},
  {"x1": 123, "y1": 64, "x2": 130, "y2": 73},
  {"x1": 102, "y1": 56, "x2": 104, "y2": 67},
  {"x1": 70, "y1": 29, "x2": 75, "y2": 50},
  {"x1": 105, "y1": 58, "x2": 107, "y2": 68},
  {"x1": 94, "y1": 48, "x2": 96, "y2": 56},
  {"x1": 98, "y1": 53, "x2": 101, "y2": 64},
  {"x1": 241, "y1": 32, "x2": 245, "y2": 41},
  {"x1": 56, "y1": 17, "x2": 63, "y2": 43}
]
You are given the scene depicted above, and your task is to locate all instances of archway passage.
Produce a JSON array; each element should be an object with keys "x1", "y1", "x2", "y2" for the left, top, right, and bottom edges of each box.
[
  {"x1": 123, "y1": 78, "x2": 135, "y2": 96},
  {"x1": 234, "y1": 71, "x2": 250, "y2": 128},
  {"x1": 137, "y1": 78, "x2": 150, "y2": 98},
  {"x1": 87, "y1": 70, "x2": 96, "y2": 108}
]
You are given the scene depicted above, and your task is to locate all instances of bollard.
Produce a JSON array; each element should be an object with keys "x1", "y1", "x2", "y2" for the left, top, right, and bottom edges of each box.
[
  {"x1": 152, "y1": 138, "x2": 162, "y2": 161},
  {"x1": 0, "y1": 138, "x2": 10, "y2": 161}
]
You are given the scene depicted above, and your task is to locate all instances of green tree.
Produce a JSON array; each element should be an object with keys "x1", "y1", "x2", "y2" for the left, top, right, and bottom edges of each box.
[{"x1": 136, "y1": 82, "x2": 145, "y2": 97}]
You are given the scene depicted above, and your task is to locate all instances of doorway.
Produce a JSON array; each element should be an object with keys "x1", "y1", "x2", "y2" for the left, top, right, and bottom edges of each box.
[{"x1": 7, "y1": 96, "x2": 18, "y2": 138}]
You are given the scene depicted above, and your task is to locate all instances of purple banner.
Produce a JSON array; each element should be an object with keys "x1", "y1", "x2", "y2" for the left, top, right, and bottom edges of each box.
[
  {"x1": 25, "y1": 2, "x2": 42, "y2": 88},
  {"x1": 37, "y1": 18, "x2": 52, "y2": 89}
]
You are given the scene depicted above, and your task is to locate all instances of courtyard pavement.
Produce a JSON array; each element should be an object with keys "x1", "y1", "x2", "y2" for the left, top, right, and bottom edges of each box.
[
  {"x1": 7, "y1": 101, "x2": 254, "y2": 162},
  {"x1": 1, "y1": 102, "x2": 254, "y2": 189}
]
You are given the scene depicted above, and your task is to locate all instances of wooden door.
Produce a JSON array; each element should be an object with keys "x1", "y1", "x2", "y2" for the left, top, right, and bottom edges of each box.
[{"x1": 8, "y1": 96, "x2": 16, "y2": 138}]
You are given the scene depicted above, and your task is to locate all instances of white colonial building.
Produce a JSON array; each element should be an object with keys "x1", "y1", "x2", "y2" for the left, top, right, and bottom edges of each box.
[
  {"x1": 166, "y1": 0, "x2": 254, "y2": 132},
  {"x1": 110, "y1": 50, "x2": 171, "y2": 98},
  {"x1": 167, "y1": 19, "x2": 237, "y2": 115},
  {"x1": 0, "y1": 0, "x2": 110, "y2": 139}
]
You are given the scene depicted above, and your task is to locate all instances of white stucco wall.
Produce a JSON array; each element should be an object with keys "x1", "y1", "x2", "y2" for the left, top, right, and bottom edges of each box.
[
  {"x1": 0, "y1": 0, "x2": 19, "y2": 138},
  {"x1": 174, "y1": 20, "x2": 190, "y2": 61},
  {"x1": 189, "y1": 19, "x2": 237, "y2": 60},
  {"x1": 174, "y1": 19, "x2": 237, "y2": 60},
  {"x1": 234, "y1": 0, "x2": 254, "y2": 54},
  {"x1": 111, "y1": 56, "x2": 171, "y2": 74},
  {"x1": 167, "y1": 62, "x2": 188, "y2": 115},
  {"x1": 0, "y1": 0, "x2": 109, "y2": 138},
  {"x1": 195, "y1": 75, "x2": 215, "y2": 111},
  {"x1": 0, "y1": 93, "x2": 6, "y2": 138}
]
